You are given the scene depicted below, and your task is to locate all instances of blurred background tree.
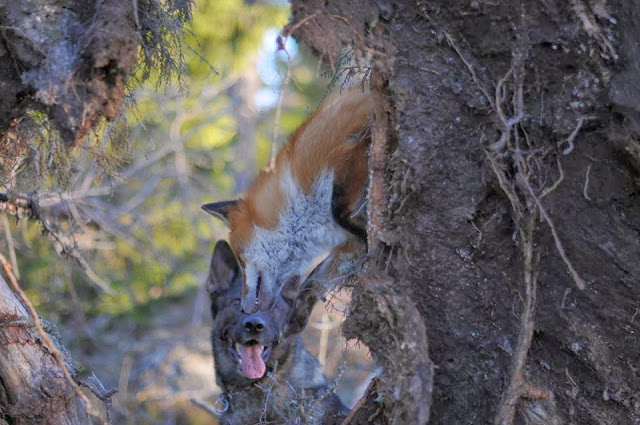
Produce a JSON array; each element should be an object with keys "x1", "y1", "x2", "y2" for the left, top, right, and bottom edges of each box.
[
  {"x1": 8, "y1": 0, "x2": 317, "y2": 319},
  {"x1": 1, "y1": 0, "x2": 372, "y2": 423}
]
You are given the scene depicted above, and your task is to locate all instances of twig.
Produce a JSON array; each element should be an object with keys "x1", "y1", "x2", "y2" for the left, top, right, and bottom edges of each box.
[
  {"x1": 282, "y1": 11, "x2": 321, "y2": 39},
  {"x1": 1, "y1": 213, "x2": 20, "y2": 279},
  {"x1": 79, "y1": 372, "x2": 117, "y2": 422},
  {"x1": 0, "y1": 252, "x2": 109, "y2": 425},
  {"x1": 43, "y1": 223, "x2": 114, "y2": 294},
  {"x1": 583, "y1": 164, "x2": 592, "y2": 201},
  {"x1": 0, "y1": 192, "x2": 114, "y2": 294},
  {"x1": 191, "y1": 398, "x2": 218, "y2": 417},
  {"x1": 270, "y1": 36, "x2": 293, "y2": 168}
]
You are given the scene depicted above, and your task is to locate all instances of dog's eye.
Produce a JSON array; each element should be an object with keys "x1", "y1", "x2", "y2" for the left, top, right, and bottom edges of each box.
[{"x1": 232, "y1": 298, "x2": 241, "y2": 306}]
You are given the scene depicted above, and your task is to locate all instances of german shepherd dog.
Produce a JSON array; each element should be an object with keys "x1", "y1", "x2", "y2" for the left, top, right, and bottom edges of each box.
[{"x1": 207, "y1": 240, "x2": 348, "y2": 424}]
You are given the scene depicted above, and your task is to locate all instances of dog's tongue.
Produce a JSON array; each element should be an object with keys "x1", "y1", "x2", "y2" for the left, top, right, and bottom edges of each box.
[{"x1": 239, "y1": 345, "x2": 266, "y2": 380}]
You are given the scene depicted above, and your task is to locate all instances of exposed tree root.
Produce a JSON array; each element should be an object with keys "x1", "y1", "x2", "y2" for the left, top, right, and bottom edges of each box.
[
  {"x1": 478, "y1": 20, "x2": 580, "y2": 421},
  {"x1": 493, "y1": 215, "x2": 538, "y2": 425}
]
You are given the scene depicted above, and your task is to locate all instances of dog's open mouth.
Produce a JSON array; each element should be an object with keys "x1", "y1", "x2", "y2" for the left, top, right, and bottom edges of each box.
[{"x1": 229, "y1": 340, "x2": 273, "y2": 380}]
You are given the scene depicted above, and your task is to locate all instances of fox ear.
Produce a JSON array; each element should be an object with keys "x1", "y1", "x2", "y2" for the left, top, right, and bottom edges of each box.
[
  {"x1": 202, "y1": 200, "x2": 237, "y2": 224},
  {"x1": 207, "y1": 240, "x2": 239, "y2": 294}
]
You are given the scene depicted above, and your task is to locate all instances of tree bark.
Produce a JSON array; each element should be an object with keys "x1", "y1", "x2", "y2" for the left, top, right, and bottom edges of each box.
[
  {"x1": 290, "y1": 1, "x2": 640, "y2": 424},
  {"x1": 0, "y1": 274, "x2": 91, "y2": 425}
]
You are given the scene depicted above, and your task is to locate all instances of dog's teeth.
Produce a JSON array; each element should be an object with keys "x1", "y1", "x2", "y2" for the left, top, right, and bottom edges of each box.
[{"x1": 234, "y1": 344, "x2": 243, "y2": 364}]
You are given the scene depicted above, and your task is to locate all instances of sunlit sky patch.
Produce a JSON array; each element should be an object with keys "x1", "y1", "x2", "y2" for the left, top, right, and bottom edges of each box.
[{"x1": 255, "y1": 28, "x2": 298, "y2": 110}]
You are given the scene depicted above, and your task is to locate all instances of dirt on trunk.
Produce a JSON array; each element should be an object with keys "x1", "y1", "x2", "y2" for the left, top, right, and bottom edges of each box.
[{"x1": 290, "y1": 1, "x2": 640, "y2": 424}]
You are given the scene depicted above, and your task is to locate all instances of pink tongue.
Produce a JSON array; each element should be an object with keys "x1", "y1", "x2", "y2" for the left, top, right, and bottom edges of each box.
[{"x1": 239, "y1": 345, "x2": 266, "y2": 380}]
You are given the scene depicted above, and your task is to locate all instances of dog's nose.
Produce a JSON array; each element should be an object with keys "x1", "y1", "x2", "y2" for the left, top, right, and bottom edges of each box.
[{"x1": 242, "y1": 317, "x2": 266, "y2": 334}]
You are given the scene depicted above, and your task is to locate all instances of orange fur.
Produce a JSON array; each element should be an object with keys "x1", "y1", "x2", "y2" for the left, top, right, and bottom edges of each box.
[{"x1": 228, "y1": 87, "x2": 374, "y2": 259}]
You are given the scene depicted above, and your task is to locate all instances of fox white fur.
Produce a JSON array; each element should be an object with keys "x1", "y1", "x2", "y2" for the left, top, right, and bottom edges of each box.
[{"x1": 204, "y1": 86, "x2": 374, "y2": 313}]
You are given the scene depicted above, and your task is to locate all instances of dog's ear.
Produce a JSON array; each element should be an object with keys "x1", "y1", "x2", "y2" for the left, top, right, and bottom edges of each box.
[
  {"x1": 284, "y1": 278, "x2": 321, "y2": 337},
  {"x1": 202, "y1": 200, "x2": 237, "y2": 225},
  {"x1": 207, "y1": 240, "x2": 239, "y2": 295}
]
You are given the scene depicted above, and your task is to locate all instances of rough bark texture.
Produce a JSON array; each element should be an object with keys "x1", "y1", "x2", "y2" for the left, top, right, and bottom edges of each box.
[
  {"x1": 290, "y1": 1, "x2": 640, "y2": 424},
  {"x1": 0, "y1": 0, "x2": 138, "y2": 145},
  {"x1": 0, "y1": 275, "x2": 91, "y2": 425}
]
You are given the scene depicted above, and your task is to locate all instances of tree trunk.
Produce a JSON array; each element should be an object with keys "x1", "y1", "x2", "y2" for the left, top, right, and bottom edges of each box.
[
  {"x1": 290, "y1": 1, "x2": 640, "y2": 424},
  {"x1": 231, "y1": 55, "x2": 260, "y2": 193},
  {"x1": 0, "y1": 274, "x2": 91, "y2": 425}
]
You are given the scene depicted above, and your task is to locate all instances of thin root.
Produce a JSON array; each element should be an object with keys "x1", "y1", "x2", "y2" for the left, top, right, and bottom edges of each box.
[
  {"x1": 521, "y1": 176, "x2": 586, "y2": 290},
  {"x1": 583, "y1": 164, "x2": 592, "y2": 201},
  {"x1": 561, "y1": 117, "x2": 585, "y2": 155}
]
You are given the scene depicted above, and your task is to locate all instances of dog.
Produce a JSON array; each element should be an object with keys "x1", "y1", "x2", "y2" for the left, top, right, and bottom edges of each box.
[{"x1": 207, "y1": 240, "x2": 349, "y2": 424}]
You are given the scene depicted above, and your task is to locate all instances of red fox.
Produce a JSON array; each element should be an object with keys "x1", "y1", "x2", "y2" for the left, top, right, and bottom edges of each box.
[{"x1": 203, "y1": 86, "x2": 374, "y2": 313}]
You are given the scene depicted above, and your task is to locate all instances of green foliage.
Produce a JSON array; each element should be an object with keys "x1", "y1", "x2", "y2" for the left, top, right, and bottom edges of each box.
[
  {"x1": 5, "y1": 0, "x2": 333, "y2": 326},
  {"x1": 189, "y1": 0, "x2": 289, "y2": 75}
]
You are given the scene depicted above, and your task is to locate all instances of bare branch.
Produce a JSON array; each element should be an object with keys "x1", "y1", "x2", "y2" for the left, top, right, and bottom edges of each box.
[{"x1": 0, "y1": 192, "x2": 114, "y2": 294}]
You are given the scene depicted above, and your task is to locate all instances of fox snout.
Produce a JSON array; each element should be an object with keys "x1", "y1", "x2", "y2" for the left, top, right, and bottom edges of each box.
[{"x1": 241, "y1": 284, "x2": 274, "y2": 314}]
